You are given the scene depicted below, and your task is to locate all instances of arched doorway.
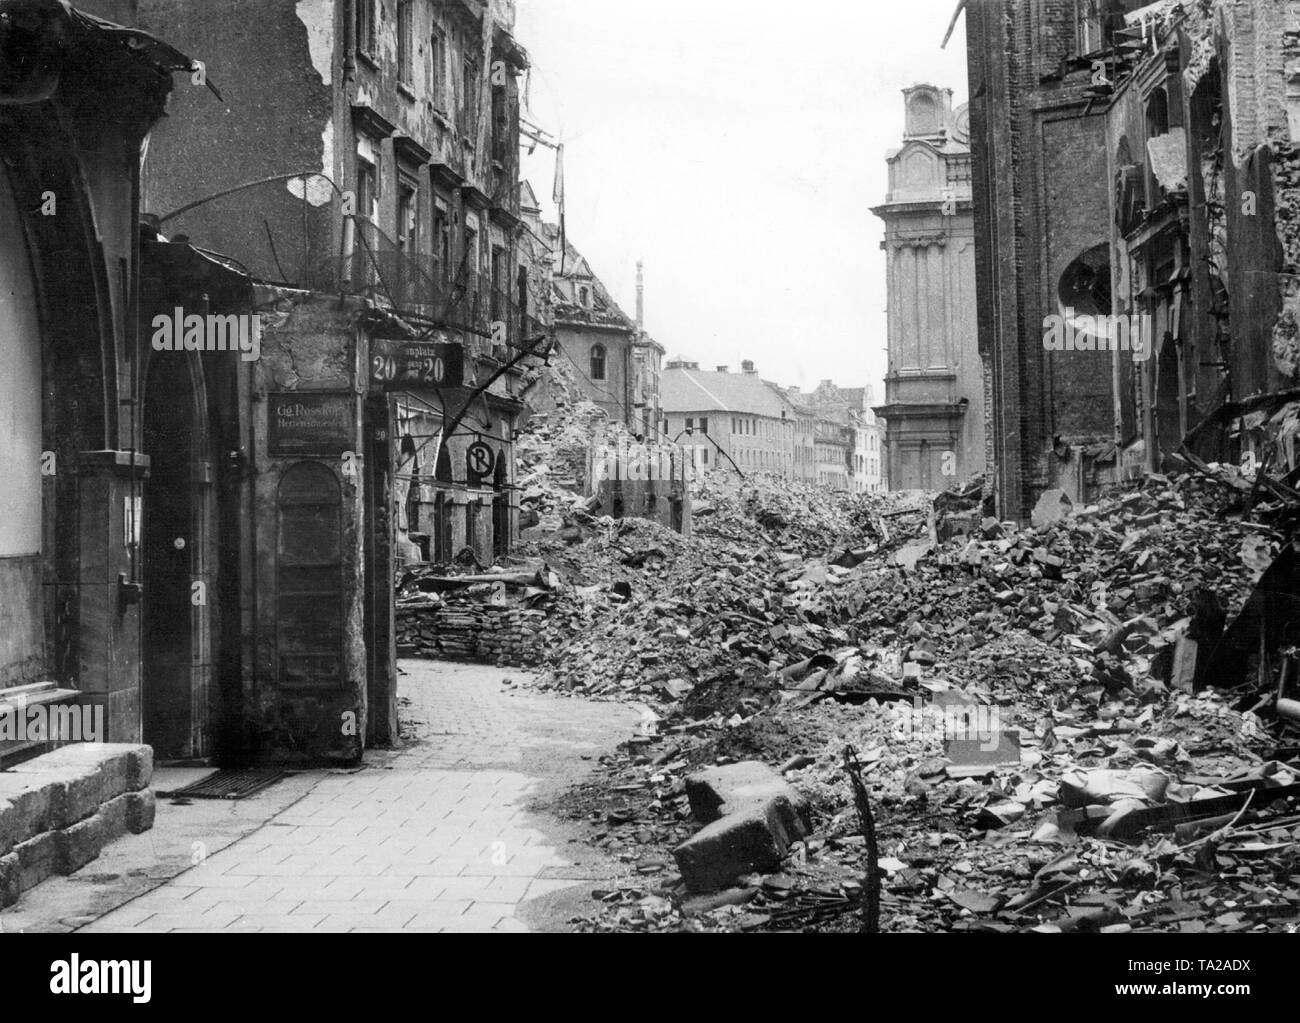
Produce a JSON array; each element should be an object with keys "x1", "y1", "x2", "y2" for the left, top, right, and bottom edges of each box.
[
  {"x1": 433, "y1": 443, "x2": 454, "y2": 563},
  {"x1": 0, "y1": 164, "x2": 45, "y2": 693},
  {"x1": 492, "y1": 452, "x2": 510, "y2": 558},
  {"x1": 142, "y1": 352, "x2": 212, "y2": 760}
]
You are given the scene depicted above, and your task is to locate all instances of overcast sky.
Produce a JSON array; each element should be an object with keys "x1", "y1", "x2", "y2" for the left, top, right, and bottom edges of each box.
[{"x1": 516, "y1": 0, "x2": 969, "y2": 400}]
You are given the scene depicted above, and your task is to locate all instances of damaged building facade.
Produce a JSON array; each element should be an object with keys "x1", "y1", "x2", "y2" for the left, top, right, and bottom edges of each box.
[
  {"x1": 966, "y1": 0, "x2": 1300, "y2": 520},
  {"x1": 0, "y1": 0, "x2": 228, "y2": 762},
  {"x1": 872, "y1": 84, "x2": 986, "y2": 492},
  {"x1": 0, "y1": 0, "x2": 231, "y2": 903},
  {"x1": 545, "y1": 241, "x2": 664, "y2": 439},
  {"x1": 102, "y1": 0, "x2": 543, "y2": 760}
]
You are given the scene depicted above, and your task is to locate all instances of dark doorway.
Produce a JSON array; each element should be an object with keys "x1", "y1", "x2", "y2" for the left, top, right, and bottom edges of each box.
[
  {"x1": 142, "y1": 354, "x2": 209, "y2": 760},
  {"x1": 492, "y1": 453, "x2": 509, "y2": 558},
  {"x1": 434, "y1": 445, "x2": 454, "y2": 563}
]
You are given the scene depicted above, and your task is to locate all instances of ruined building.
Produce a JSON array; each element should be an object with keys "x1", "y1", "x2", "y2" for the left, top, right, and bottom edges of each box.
[
  {"x1": 965, "y1": 0, "x2": 1300, "y2": 519},
  {"x1": 872, "y1": 84, "x2": 986, "y2": 492},
  {"x1": 105, "y1": 0, "x2": 544, "y2": 760},
  {"x1": 545, "y1": 241, "x2": 664, "y2": 439},
  {"x1": 0, "y1": 0, "x2": 208, "y2": 761}
]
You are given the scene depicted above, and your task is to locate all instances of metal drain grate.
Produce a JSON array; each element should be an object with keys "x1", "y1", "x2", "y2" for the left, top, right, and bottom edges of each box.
[{"x1": 159, "y1": 768, "x2": 287, "y2": 800}]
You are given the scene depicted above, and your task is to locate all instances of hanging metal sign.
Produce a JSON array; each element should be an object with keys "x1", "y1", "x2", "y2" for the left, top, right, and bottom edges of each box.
[{"x1": 370, "y1": 337, "x2": 465, "y2": 390}]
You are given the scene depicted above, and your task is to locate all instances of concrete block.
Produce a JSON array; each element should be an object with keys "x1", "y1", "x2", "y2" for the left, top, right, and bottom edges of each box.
[
  {"x1": 6, "y1": 764, "x2": 103, "y2": 829},
  {"x1": 945, "y1": 730, "x2": 1022, "y2": 778},
  {"x1": 35, "y1": 743, "x2": 153, "y2": 792},
  {"x1": 0, "y1": 851, "x2": 18, "y2": 909},
  {"x1": 685, "y1": 761, "x2": 811, "y2": 835},
  {"x1": 56, "y1": 813, "x2": 105, "y2": 874},
  {"x1": 123, "y1": 790, "x2": 156, "y2": 834},
  {"x1": 97, "y1": 791, "x2": 129, "y2": 840},
  {"x1": 33, "y1": 744, "x2": 135, "y2": 800},
  {"x1": 0, "y1": 776, "x2": 53, "y2": 850},
  {"x1": 15, "y1": 831, "x2": 59, "y2": 892},
  {"x1": 123, "y1": 744, "x2": 153, "y2": 791},
  {"x1": 674, "y1": 797, "x2": 799, "y2": 893}
]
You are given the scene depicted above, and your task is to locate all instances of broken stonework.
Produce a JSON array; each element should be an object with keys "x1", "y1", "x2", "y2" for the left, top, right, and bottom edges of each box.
[
  {"x1": 674, "y1": 798, "x2": 803, "y2": 893},
  {"x1": 1030, "y1": 489, "x2": 1073, "y2": 529},
  {"x1": 673, "y1": 762, "x2": 813, "y2": 892},
  {"x1": 685, "y1": 761, "x2": 811, "y2": 834}
]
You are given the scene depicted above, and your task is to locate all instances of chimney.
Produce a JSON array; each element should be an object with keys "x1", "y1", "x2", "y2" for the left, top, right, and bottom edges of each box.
[
  {"x1": 742, "y1": 360, "x2": 756, "y2": 375},
  {"x1": 635, "y1": 261, "x2": 644, "y2": 332},
  {"x1": 716, "y1": 365, "x2": 729, "y2": 374}
]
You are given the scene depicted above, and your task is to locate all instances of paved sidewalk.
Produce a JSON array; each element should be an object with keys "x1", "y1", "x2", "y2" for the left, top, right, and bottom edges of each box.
[{"x1": 67, "y1": 662, "x2": 641, "y2": 934}]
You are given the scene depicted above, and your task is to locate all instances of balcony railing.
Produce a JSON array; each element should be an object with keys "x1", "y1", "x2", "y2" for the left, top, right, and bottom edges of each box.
[
  {"x1": 311, "y1": 218, "x2": 547, "y2": 347},
  {"x1": 155, "y1": 178, "x2": 547, "y2": 347}
]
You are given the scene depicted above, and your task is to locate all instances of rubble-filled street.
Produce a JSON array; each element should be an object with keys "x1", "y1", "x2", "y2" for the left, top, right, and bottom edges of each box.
[
  {"x1": 5, "y1": 0, "x2": 1300, "y2": 1004},
  {"x1": 393, "y1": 399, "x2": 1300, "y2": 934}
]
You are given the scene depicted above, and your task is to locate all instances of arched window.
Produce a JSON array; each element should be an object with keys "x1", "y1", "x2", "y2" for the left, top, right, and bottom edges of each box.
[
  {"x1": 590, "y1": 344, "x2": 607, "y2": 381},
  {"x1": 435, "y1": 445, "x2": 453, "y2": 483},
  {"x1": 1145, "y1": 89, "x2": 1169, "y2": 138}
]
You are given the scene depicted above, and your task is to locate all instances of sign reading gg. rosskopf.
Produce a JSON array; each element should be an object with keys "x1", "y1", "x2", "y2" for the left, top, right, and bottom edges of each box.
[{"x1": 268, "y1": 393, "x2": 355, "y2": 457}]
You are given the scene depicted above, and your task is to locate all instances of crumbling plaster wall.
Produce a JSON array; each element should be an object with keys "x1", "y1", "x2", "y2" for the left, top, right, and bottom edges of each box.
[
  {"x1": 137, "y1": 0, "x2": 336, "y2": 281},
  {"x1": 1182, "y1": 1, "x2": 1300, "y2": 382},
  {"x1": 250, "y1": 292, "x2": 367, "y2": 763}
]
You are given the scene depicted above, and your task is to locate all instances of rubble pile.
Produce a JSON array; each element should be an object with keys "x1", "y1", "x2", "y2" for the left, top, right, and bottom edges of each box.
[
  {"x1": 691, "y1": 471, "x2": 925, "y2": 556},
  {"x1": 853, "y1": 472, "x2": 1273, "y2": 700},
  {"x1": 531, "y1": 467, "x2": 1300, "y2": 933},
  {"x1": 515, "y1": 400, "x2": 609, "y2": 528},
  {"x1": 396, "y1": 562, "x2": 558, "y2": 669},
  {"x1": 515, "y1": 398, "x2": 683, "y2": 534},
  {"x1": 528, "y1": 476, "x2": 926, "y2": 705}
]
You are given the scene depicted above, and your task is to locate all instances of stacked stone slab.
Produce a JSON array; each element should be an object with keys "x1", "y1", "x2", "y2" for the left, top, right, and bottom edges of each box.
[
  {"x1": 0, "y1": 744, "x2": 155, "y2": 908},
  {"x1": 673, "y1": 761, "x2": 813, "y2": 892},
  {"x1": 396, "y1": 604, "x2": 547, "y2": 667}
]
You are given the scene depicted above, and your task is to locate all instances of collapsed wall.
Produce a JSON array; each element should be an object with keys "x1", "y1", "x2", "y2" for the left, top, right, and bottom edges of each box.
[{"x1": 1180, "y1": 1, "x2": 1300, "y2": 382}]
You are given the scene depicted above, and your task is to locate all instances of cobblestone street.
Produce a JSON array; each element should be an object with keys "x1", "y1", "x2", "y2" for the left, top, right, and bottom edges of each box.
[{"x1": 4, "y1": 663, "x2": 641, "y2": 934}]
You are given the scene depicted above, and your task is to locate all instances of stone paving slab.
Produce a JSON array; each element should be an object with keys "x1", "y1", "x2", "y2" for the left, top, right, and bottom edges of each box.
[{"x1": 4, "y1": 661, "x2": 642, "y2": 934}]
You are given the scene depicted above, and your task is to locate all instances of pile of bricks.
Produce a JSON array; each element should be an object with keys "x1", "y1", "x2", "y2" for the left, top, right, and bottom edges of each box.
[{"x1": 396, "y1": 602, "x2": 547, "y2": 668}]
